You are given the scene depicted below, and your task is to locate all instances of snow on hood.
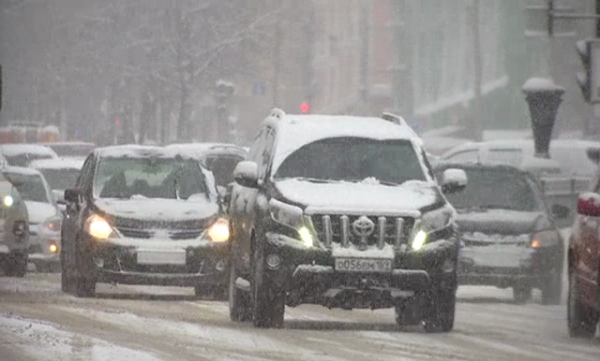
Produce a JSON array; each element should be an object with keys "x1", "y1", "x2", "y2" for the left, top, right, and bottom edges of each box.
[
  {"x1": 24, "y1": 201, "x2": 58, "y2": 223},
  {"x1": 456, "y1": 209, "x2": 544, "y2": 234},
  {"x1": 274, "y1": 179, "x2": 438, "y2": 215},
  {"x1": 94, "y1": 197, "x2": 219, "y2": 222}
]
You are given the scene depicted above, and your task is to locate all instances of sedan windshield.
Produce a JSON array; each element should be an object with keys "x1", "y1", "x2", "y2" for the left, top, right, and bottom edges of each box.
[
  {"x1": 38, "y1": 168, "x2": 80, "y2": 190},
  {"x1": 4, "y1": 172, "x2": 51, "y2": 204},
  {"x1": 274, "y1": 138, "x2": 426, "y2": 184},
  {"x1": 93, "y1": 157, "x2": 207, "y2": 200},
  {"x1": 442, "y1": 168, "x2": 543, "y2": 212}
]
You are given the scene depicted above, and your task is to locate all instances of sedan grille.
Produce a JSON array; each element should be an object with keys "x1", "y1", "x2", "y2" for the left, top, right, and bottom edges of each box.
[
  {"x1": 116, "y1": 227, "x2": 203, "y2": 240},
  {"x1": 310, "y1": 214, "x2": 415, "y2": 249}
]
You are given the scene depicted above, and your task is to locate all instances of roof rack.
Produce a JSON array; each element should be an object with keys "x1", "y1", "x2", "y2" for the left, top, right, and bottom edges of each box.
[{"x1": 269, "y1": 108, "x2": 286, "y2": 120}]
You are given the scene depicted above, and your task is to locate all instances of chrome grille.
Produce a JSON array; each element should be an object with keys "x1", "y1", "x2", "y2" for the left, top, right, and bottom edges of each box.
[
  {"x1": 116, "y1": 228, "x2": 203, "y2": 240},
  {"x1": 311, "y1": 214, "x2": 415, "y2": 248}
]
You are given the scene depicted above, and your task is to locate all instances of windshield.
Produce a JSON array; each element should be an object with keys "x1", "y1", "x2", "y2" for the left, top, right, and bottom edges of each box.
[
  {"x1": 274, "y1": 138, "x2": 426, "y2": 184},
  {"x1": 49, "y1": 144, "x2": 94, "y2": 157},
  {"x1": 38, "y1": 168, "x2": 80, "y2": 190},
  {"x1": 4, "y1": 172, "x2": 51, "y2": 204},
  {"x1": 93, "y1": 157, "x2": 208, "y2": 200},
  {"x1": 442, "y1": 168, "x2": 543, "y2": 212}
]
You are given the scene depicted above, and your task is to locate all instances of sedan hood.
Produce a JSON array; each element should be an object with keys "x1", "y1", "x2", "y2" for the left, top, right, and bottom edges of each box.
[
  {"x1": 94, "y1": 196, "x2": 219, "y2": 222},
  {"x1": 24, "y1": 201, "x2": 58, "y2": 223},
  {"x1": 456, "y1": 209, "x2": 544, "y2": 235},
  {"x1": 274, "y1": 179, "x2": 440, "y2": 214}
]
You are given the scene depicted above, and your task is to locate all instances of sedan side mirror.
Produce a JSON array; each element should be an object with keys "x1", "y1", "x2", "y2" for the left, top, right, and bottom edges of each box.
[
  {"x1": 440, "y1": 168, "x2": 467, "y2": 194},
  {"x1": 233, "y1": 161, "x2": 259, "y2": 188},
  {"x1": 551, "y1": 204, "x2": 570, "y2": 219},
  {"x1": 577, "y1": 192, "x2": 600, "y2": 217},
  {"x1": 64, "y1": 188, "x2": 81, "y2": 203}
]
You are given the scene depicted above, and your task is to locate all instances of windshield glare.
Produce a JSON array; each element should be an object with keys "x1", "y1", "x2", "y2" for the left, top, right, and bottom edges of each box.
[
  {"x1": 274, "y1": 138, "x2": 426, "y2": 184},
  {"x1": 94, "y1": 157, "x2": 208, "y2": 200},
  {"x1": 5, "y1": 173, "x2": 51, "y2": 204},
  {"x1": 442, "y1": 168, "x2": 542, "y2": 212},
  {"x1": 38, "y1": 169, "x2": 80, "y2": 191}
]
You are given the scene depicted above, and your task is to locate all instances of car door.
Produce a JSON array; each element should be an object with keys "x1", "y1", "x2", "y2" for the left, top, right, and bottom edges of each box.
[
  {"x1": 573, "y1": 173, "x2": 600, "y2": 307},
  {"x1": 62, "y1": 154, "x2": 94, "y2": 255}
]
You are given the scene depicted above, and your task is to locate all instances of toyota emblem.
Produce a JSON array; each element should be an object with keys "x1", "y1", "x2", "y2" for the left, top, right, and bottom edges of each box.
[{"x1": 352, "y1": 216, "x2": 375, "y2": 239}]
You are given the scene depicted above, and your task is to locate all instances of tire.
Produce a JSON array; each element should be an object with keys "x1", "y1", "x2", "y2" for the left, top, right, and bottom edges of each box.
[
  {"x1": 422, "y1": 288, "x2": 456, "y2": 333},
  {"x1": 394, "y1": 298, "x2": 421, "y2": 327},
  {"x1": 60, "y1": 246, "x2": 74, "y2": 293},
  {"x1": 541, "y1": 271, "x2": 562, "y2": 306},
  {"x1": 73, "y1": 276, "x2": 96, "y2": 298},
  {"x1": 4, "y1": 252, "x2": 27, "y2": 277},
  {"x1": 568, "y1": 272, "x2": 599, "y2": 338},
  {"x1": 512, "y1": 285, "x2": 532, "y2": 304},
  {"x1": 72, "y1": 236, "x2": 96, "y2": 298},
  {"x1": 252, "y1": 246, "x2": 285, "y2": 329},
  {"x1": 229, "y1": 259, "x2": 251, "y2": 322}
]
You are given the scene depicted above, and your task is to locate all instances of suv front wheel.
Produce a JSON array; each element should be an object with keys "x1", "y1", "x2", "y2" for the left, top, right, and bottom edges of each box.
[
  {"x1": 252, "y1": 241, "x2": 285, "y2": 328},
  {"x1": 423, "y1": 288, "x2": 456, "y2": 333}
]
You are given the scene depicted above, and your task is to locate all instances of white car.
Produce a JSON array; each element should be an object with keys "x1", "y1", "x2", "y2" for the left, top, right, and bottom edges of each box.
[
  {"x1": 29, "y1": 158, "x2": 84, "y2": 205},
  {"x1": 0, "y1": 144, "x2": 58, "y2": 167},
  {"x1": 3, "y1": 166, "x2": 62, "y2": 272}
]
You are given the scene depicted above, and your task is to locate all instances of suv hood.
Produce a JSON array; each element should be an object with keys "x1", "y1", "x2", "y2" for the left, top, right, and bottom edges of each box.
[
  {"x1": 456, "y1": 209, "x2": 544, "y2": 235},
  {"x1": 274, "y1": 179, "x2": 440, "y2": 214},
  {"x1": 94, "y1": 197, "x2": 219, "y2": 222}
]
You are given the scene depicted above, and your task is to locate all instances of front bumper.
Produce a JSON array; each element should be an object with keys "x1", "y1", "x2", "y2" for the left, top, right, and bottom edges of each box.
[
  {"x1": 86, "y1": 235, "x2": 230, "y2": 287},
  {"x1": 263, "y1": 232, "x2": 458, "y2": 309},
  {"x1": 28, "y1": 231, "x2": 60, "y2": 266}
]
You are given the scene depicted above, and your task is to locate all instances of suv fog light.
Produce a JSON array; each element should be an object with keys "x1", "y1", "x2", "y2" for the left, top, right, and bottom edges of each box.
[
  {"x1": 442, "y1": 259, "x2": 455, "y2": 273},
  {"x1": 266, "y1": 253, "x2": 282, "y2": 270},
  {"x1": 215, "y1": 260, "x2": 226, "y2": 272}
]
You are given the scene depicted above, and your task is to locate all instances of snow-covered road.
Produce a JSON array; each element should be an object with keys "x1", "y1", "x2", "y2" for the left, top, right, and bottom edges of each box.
[{"x1": 0, "y1": 274, "x2": 598, "y2": 361}]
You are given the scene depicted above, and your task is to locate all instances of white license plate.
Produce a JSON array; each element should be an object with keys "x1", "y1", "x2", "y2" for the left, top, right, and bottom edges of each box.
[
  {"x1": 137, "y1": 249, "x2": 186, "y2": 265},
  {"x1": 0, "y1": 244, "x2": 9, "y2": 254},
  {"x1": 335, "y1": 258, "x2": 392, "y2": 273}
]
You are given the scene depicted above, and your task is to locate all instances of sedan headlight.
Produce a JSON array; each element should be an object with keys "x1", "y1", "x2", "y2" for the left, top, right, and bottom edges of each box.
[
  {"x1": 42, "y1": 216, "x2": 62, "y2": 232},
  {"x1": 208, "y1": 218, "x2": 230, "y2": 242},
  {"x1": 269, "y1": 199, "x2": 313, "y2": 247},
  {"x1": 84, "y1": 214, "x2": 117, "y2": 240}
]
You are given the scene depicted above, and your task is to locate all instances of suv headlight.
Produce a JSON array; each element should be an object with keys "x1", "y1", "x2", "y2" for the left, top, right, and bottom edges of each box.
[
  {"x1": 269, "y1": 198, "x2": 313, "y2": 247},
  {"x1": 84, "y1": 214, "x2": 117, "y2": 240},
  {"x1": 411, "y1": 206, "x2": 455, "y2": 251},
  {"x1": 208, "y1": 218, "x2": 230, "y2": 242}
]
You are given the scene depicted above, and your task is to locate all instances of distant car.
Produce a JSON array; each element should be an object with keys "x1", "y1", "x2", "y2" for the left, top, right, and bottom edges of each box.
[
  {"x1": 567, "y1": 164, "x2": 600, "y2": 337},
  {"x1": 39, "y1": 141, "x2": 95, "y2": 160},
  {"x1": 0, "y1": 173, "x2": 30, "y2": 277},
  {"x1": 434, "y1": 162, "x2": 569, "y2": 304},
  {"x1": 3, "y1": 167, "x2": 62, "y2": 272},
  {"x1": 0, "y1": 144, "x2": 58, "y2": 167},
  {"x1": 166, "y1": 143, "x2": 247, "y2": 197},
  {"x1": 29, "y1": 158, "x2": 84, "y2": 206},
  {"x1": 60, "y1": 145, "x2": 230, "y2": 298}
]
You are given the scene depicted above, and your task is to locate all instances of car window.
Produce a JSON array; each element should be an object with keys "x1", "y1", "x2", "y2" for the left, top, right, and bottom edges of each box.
[
  {"x1": 206, "y1": 155, "x2": 244, "y2": 187},
  {"x1": 93, "y1": 157, "x2": 208, "y2": 200},
  {"x1": 76, "y1": 154, "x2": 95, "y2": 189},
  {"x1": 486, "y1": 149, "x2": 523, "y2": 167},
  {"x1": 38, "y1": 168, "x2": 81, "y2": 191},
  {"x1": 4, "y1": 172, "x2": 52, "y2": 204},
  {"x1": 275, "y1": 138, "x2": 426, "y2": 184},
  {"x1": 445, "y1": 150, "x2": 478, "y2": 162}
]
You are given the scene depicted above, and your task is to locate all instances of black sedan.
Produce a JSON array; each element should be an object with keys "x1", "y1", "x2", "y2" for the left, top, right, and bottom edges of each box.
[
  {"x1": 60, "y1": 145, "x2": 230, "y2": 298},
  {"x1": 434, "y1": 162, "x2": 569, "y2": 304}
]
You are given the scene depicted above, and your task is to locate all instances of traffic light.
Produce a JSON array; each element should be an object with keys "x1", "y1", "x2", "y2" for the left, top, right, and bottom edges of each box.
[
  {"x1": 576, "y1": 38, "x2": 600, "y2": 104},
  {"x1": 300, "y1": 102, "x2": 309, "y2": 114}
]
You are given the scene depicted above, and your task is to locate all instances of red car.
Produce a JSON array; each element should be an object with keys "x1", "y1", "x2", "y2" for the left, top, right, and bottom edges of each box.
[{"x1": 568, "y1": 189, "x2": 600, "y2": 337}]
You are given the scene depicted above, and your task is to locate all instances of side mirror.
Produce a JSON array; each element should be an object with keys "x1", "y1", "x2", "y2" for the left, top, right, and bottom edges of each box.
[
  {"x1": 64, "y1": 188, "x2": 81, "y2": 203},
  {"x1": 440, "y1": 168, "x2": 467, "y2": 194},
  {"x1": 551, "y1": 204, "x2": 570, "y2": 219},
  {"x1": 233, "y1": 161, "x2": 259, "y2": 188},
  {"x1": 53, "y1": 189, "x2": 66, "y2": 204},
  {"x1": 577, "y1": 192, "x2": 600, "y2": 217}
]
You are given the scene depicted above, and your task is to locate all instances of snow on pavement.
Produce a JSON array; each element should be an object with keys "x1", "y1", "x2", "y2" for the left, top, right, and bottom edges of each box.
[{"x1": 0, "y1": 314, "x2": 163, "y2": 361}]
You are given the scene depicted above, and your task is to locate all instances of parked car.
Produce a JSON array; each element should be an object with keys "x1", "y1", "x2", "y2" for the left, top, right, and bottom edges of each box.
[
  {"x1": 39, "y1": 141, "x2": 95, "y2": 160},
  {"x1": 228, "y1": 109, "x2": 466, "y2": 331},
  {"x1": 0, "y1": 144, "x2": 58, "y2": 167},
  {"x1": 29, "y1": 158, "x2": 84, "y2": 208},
  {"x1": 166, "y1": 142, "x2": 247, "y2": 198},
  {"x1": 434, "y1": 162, "x2": 568, "y2": 304},
  {"x1": 60, "y1": 145, "x2": 230, "y2": 298},
  {"x1": 0, "y1": 173, "x2": 30, "y2": 277},
  {"x1": 3, "y1": 166, "x2": 62, "y2": 272},
  {"x1": 567, "y1": 150, "x2": 600, "y2": 337}
]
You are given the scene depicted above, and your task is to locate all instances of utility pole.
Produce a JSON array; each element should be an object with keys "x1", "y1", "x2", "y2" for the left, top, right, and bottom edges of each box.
[{"x1": 470, "y1": 0, "x2": 483, "y2": 141}]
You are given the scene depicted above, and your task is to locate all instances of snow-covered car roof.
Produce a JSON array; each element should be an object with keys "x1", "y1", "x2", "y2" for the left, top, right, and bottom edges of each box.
[
  {"x1": 166, "y1": 142, "x2": 247, "y2": 158},
  {"x1": 29, "y1": 158, "x2": 84, "y2": 170},
  {"x1": 0, "y1": 144, "x2": 58, "y2": 157},
  {"x1": 95, "y1": 145, "x2": 203, "y2": 160},
  {"x1": 270, "y1": 113, "x2": 422, "y2": 172}
]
